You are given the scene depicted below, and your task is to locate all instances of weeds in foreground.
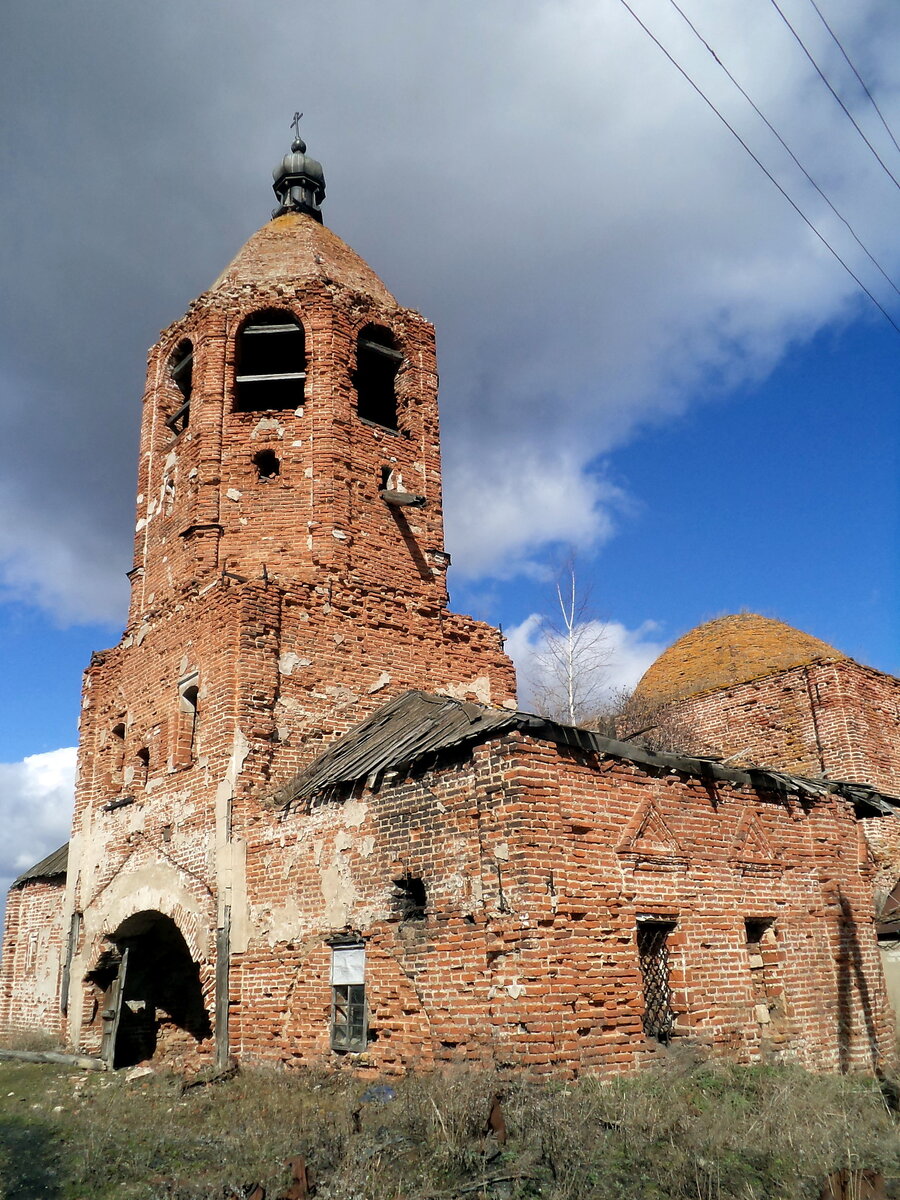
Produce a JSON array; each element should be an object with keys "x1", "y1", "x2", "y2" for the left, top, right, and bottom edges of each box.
[{"x1": 0, "y1": 1050, "x2": 898, "y2": 1199}]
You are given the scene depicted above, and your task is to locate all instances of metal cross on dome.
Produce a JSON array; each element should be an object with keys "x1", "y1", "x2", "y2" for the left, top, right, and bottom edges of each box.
[{"x1": 291, "y1": 111, "x2": 303, "y2": 139}]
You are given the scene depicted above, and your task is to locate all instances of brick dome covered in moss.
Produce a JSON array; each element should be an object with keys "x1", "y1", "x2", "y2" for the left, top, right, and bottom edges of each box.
[{"x1": 635, "y1": 613, "x2": 847, "y2": 705}]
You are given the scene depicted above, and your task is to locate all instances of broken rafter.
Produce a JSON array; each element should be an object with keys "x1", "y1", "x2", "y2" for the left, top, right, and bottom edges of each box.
[{"x1": 269, "y1": 690, "x2": 900, "y2": 818}]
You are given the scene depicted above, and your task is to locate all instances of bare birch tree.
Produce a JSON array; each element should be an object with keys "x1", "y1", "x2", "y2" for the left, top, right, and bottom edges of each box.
[
  {"x1": 530, "y1": 561, "x2": 612, "y2": 726},
  {"x1": 527, "y1": 559, "x2": 704, "y2": 751}
]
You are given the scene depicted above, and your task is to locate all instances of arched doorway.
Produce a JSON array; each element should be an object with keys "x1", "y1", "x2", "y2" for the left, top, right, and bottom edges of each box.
[{"x1": 86, "y1": 910, "x2": 211, "y2": 1069}]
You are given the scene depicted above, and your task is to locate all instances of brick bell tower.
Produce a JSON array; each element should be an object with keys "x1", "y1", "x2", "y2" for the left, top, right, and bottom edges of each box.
[{"x1": 60, "y1": 122, "x2": 517, "y2": 1067}]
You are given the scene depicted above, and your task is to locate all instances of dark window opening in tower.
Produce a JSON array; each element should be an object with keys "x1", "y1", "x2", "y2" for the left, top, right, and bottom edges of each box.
[
  {"x1": 235, "y1": 311, "x2": 306, "y2": 412},
  {"x1": 254, "y1": 450, "x2": 281, "y2": 481},
  {"x1": 109, "y1": 722, "x2": 126, "y2": 792},
  {"x1": 176, "y1": 684, "x2": 199, "y2": 766},
  {"x1": 166, "y1": 341, "x2": 193, "y2": 435},
  {"x1": 355, "y1": 325, "x2": 402, "y2": 429},
  {"x1": 135, "y1": 747, "x2": 150, "y2": 789},
  {"x1": 744, "y1": 918, "x2": 775, "y2": 947},
  {"x1": 392, "y1": 875, "x2": 426, "y2": 921}
]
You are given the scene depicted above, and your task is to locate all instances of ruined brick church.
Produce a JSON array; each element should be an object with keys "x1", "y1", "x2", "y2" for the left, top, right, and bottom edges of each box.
[{"x1": 3, "y1": 129, "x2": 900, "y2": 1077}]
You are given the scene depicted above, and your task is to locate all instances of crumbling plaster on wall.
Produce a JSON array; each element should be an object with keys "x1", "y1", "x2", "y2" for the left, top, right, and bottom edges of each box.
[
  {"x1": 249, "y1": 798, "x2": 376, "y2": 944},
  {"x1": 216, "y1": 728, "x2": 250, "y2": 951},
  {"x1": 438, "y1": 674, "x2": 512, "y2": 708}
]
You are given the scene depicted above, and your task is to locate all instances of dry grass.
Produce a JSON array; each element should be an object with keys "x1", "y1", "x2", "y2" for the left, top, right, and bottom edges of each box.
[{"x1": 0, "y1": 1049, "x2": 898, "y2": 1199}]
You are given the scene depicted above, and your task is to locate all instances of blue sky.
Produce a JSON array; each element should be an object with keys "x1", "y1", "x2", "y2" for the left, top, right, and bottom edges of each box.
[
  {"x1": 454, "y1": 311, "x2": 899, "y2": 676},
  {"x1": 1, "y1": 0, "x2": 899, "y2": 889}
]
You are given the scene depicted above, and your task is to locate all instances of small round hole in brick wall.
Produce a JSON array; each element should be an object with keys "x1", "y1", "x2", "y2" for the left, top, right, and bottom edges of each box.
[{"x1": 253, "y1": 450, "x2": 280, "y2": 481}]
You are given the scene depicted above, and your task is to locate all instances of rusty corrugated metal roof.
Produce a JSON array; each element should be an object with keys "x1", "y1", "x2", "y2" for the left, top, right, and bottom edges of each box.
[
  {"x1": 273, "y1": 690, "x2": 520, "y2": 807},
  {"x1": 272, "y1": 690, "x2": 900, "y2": 818},
  {"x1": 12, "y1": 842, "x2": 68, "y2": 888}
]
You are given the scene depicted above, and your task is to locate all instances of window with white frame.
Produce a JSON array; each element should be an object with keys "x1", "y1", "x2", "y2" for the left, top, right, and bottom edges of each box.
[{"x1": 330, "y1": 942, "x2": 366, "y2": 1052}]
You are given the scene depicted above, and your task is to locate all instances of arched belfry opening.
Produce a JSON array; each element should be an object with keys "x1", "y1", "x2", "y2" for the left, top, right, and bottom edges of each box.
[
  {"x1": 166, "y1": 339, "x2": 193, "y2": 435},
  {"x1": 354, "y1": 324, "x2": 402, "y2": 429},
  {"x1": 235, "y1": 310, "x2": 306, "y2": 412},
  {"x1": 86, "y1": 911, "x2": 211, "y2": 1069}
]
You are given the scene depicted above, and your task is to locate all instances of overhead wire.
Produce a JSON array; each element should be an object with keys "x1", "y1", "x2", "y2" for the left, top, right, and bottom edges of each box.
[
  {"x1": 805, "y1": 0, "x2": 900, "y2": 159},
  {"x1": 614, "y1": 0, "x2": 900, "y2": 337},
  {"x1": 767, "y1": 0, "x2": 900, "y2": 195},
  {"x1": 668, "y1": 0, "x2": 900, "y2": 300}
]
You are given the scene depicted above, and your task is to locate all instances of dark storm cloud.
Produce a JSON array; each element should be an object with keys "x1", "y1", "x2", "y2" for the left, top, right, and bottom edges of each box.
[{"x1": 2, "y1": 0, "x2": 899, "y2": 618}]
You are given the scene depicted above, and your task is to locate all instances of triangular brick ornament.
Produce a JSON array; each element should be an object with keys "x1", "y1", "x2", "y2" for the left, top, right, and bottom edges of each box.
[
  {"x1": 617, "y1": 797, "x2": 683, "y2": 859},
  {"x1": 731, "y1": 812, "x2": 777, "y2": 865}
]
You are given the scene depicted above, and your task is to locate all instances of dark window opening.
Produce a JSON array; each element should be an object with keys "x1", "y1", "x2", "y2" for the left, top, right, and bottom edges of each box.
[
  {"x1": 166, "y1": 341, "x2": 193, "y2": 434},
  {"x1": 135, "y1": 747, "x2": 150, "y2": 788},
  {"x1": 745, "y1": 918, "x2": 774, "y2": 947},
  {"x1": 392, "y1": 875, "x2": 426, "y2": 921},
  {"x1": 108, "y1": 722, "x2": 126, "y2": 793},
  {"x1": 178, "y1": 685, "x2": 199, "y2": 766},
  {"x1": 354, "y1": 324, "x2": 402, "y2": 429},
  {"x1": 254, "y1": 450, "x2": 281, "y2": 481},
  {"x1": 235, "y1": 312, "x2": 306, "y2": 412},
  {"x1": 637, "y1": 920, "x2": 676, "y2": 1042}
]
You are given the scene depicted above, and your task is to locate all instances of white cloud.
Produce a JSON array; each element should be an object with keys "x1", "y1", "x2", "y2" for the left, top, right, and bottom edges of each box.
[
  {"x1": 0, "y1": 748, "x2": 76, "y2": 906},
  {"x1": 506, "y1": 612, "x2": 667, "y2": 717},
  {"x1": 444, "y1": 453, "x2": 628, "y2": 580}
]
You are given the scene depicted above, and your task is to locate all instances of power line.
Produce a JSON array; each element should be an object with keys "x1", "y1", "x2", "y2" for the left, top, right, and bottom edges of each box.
[
  {"x1": 668, "y1": 0, "x2": 900, "y2": 300},
  {"x1": 614, "y1": 0, "x2": 900, "y2": 337},
  {"x1": 806, "y1": 0, "x2": 900, "y2": 159},
  {"x1": 767, "y1": 0, "x2": 900, "y2": 195}
]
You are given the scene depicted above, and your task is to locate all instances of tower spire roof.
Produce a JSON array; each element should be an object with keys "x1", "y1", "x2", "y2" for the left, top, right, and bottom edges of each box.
[{"x1": 272, "y1": 112, "x2": 326, "y2": 222}]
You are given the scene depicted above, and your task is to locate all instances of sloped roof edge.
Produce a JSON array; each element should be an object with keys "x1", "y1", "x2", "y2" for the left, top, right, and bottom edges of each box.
[
  {"x1": 273, "y1": 690, "x2": 898, "y2": 818},
  {"x1": 12, "y1": 843, "x2": 69, "y2": 888}
]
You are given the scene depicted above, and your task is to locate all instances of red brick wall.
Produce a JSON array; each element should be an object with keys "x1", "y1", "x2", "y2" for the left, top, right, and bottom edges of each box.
[
  {"x1": 129, "y1": 276, "x2": 449, "y2": 626},
  {"x1": 669, "y1": 659, "x2": 900, "y2": 797},
  {"x1": 230, "y1": 733, "x2": 893, "y2": 1077},
  {"x1": 0, "y1": 880, "x2": 66, "y2": 1042}
]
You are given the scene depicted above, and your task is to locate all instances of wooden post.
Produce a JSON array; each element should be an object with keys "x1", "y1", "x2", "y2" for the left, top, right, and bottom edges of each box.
[{"x1": 215, "y1": 906, "x2": 231, "y2": 1070}]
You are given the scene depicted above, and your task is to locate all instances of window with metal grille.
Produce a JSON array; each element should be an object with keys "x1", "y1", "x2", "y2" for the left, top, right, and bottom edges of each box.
[
  {"x1": 637, "y1": 920, "x2": 676, "y2": 1041},
  {"x1": 235, "y1": 311, "x2": 306, "y2": 412},
  {"x1": 330, "y1": 943, "x2": 366, "y2": 1052},
  {"x1": 354, "y1": 324, "x2": 402, "y2": 429}
]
